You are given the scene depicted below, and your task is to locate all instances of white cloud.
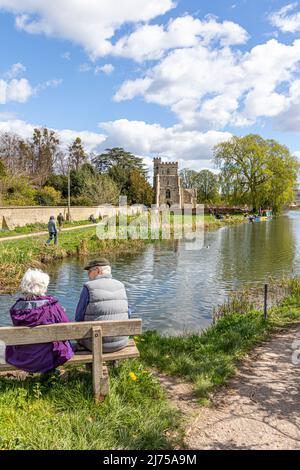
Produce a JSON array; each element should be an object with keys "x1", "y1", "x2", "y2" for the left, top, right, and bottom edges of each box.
[
  {"x1": 98, "y1": 118, "x2": 231, "y2": 162},
  {"x1": 0, "y1": 119, "x2": 106, "y2": 153},
  {"x1": 0, "y1": 0, "x2": 175, "y2": 59},
  {"x1": 4, "y1": 62, "x2": 26, "y2": 79},
  {"x1": 79, "y1": 63, "x2": 92, "y2": 73},
  {"x1": 115, "y1": 39, "x2": 300, "y2": 129},
  {"x1": 112, "y1": 15, "x2": 249, "y2": 62},
  {"x1": 269, "y1": 2, "x2": 300, "y2": 33},
  {"x1": 61, "y1": 51, "x2": 71, "y2": 61},
  {"x1": 274, "y1": 79, "x2": 300, "y2": 131},
  {"x1": 34, "y1": 78, "x2": 62, "y2": 94},
  {"x1": 95, "y1": 64, "x2": 114, "y2": 75},
  {"x1": 0, "y1": 116, "x2": 232, "y2": 168},
  {"x1": 0, "y1": 78, "x2": 33, "y2": 104}
]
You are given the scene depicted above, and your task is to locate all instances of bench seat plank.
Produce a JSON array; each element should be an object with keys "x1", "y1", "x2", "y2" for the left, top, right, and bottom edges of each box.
[{"x1": 0, "y1": 340, "x2": 140, "y2": 372}]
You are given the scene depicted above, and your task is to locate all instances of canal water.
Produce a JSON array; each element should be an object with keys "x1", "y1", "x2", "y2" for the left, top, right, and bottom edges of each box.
[{"x1": 0, "y1": 211, "x2": 300, "y2": 334}]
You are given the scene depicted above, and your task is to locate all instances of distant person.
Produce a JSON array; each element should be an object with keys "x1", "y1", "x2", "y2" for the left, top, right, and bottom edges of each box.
[
  {"x1": 88, "y1": 214, "x2": 97, "y2": 224},
  {"x1": 75, "y1": 259, "x2": 130, "y2": 353},
  {"x1": 57, "y1": 213, "x2": 64, "y2": 231},
  {"x1": 5, "y1": 269, "x2": 74, "y2": 373},
  {"x1": 46, "y1": 216, "x2": 58, "y2": 245}
]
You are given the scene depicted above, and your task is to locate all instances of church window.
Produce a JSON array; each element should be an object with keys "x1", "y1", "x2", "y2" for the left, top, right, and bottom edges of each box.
[{"x1": 166, "y1": 189, "x2": 171, "y2": 199}]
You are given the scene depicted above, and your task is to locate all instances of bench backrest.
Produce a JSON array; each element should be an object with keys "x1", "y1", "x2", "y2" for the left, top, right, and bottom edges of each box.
[{"x1": 0, "y1": 319, "x2": 142, "y2": 346}]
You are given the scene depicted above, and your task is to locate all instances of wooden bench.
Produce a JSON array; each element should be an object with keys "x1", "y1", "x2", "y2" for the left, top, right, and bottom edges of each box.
[{"x1": 0, "y1": 319, "x2": 142, "y2": 401}]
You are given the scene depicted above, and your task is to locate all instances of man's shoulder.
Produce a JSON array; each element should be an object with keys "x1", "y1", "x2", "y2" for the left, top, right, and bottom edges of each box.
[{"x1": 85, "y1": 277, "x2": 125, "y2": 289}]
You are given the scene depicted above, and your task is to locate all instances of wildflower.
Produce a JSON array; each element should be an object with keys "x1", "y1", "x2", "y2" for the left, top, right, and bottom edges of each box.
[{"x1": 129, "y1": 372, "x2": 137, "y2": 381}]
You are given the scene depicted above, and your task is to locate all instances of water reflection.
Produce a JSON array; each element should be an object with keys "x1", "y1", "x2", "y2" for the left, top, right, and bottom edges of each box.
[{"x1": 0, "y1": 212, "x2": 299, "y2": 334}]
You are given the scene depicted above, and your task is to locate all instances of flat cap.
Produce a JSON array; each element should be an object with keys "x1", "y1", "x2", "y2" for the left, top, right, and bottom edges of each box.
[{"x1": 84, "y1": 258, "x2": 110, "y2": 270}]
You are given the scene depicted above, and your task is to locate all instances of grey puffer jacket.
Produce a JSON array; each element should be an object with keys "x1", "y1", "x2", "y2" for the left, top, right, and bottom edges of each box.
[{"x1": 83, "y1": 274, "x2": 129, "y2": 353}]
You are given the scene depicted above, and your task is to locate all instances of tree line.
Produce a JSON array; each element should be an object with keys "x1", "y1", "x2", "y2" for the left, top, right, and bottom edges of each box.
[
  {"x1": 0, "y1": 128, "x2": 153, "y2": 207},
  {"x1": 180, "y1": 134, "x2": 299, "y2": 213}
]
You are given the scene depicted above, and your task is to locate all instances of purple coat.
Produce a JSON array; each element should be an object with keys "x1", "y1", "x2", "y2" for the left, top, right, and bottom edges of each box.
[{"x1": 5, "y1": 295, "x2": 74, "y2": 373}]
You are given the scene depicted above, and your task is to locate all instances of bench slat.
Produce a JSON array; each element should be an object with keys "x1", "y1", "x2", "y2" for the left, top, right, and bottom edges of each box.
[
  {"x1": 0, "y1": 340, "x2": 140, "y2": 372},
  {"x1": 0, "y1": 319, "x2": 142, "y2": 345}
]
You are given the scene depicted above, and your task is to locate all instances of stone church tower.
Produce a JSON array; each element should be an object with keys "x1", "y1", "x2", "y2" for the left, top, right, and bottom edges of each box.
[{"x1": 153, "y1": 157, "x2": 197, "y2": 209}]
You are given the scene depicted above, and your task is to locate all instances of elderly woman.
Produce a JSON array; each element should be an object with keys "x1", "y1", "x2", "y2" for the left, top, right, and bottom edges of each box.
[{"x1": 5, "y1": 269, "x2": 74, "y2": 373}]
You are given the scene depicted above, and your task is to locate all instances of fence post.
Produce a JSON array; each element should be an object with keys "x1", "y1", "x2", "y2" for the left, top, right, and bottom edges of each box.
[{"x1": 264, "y1": 283, "x2": 268, "y2": 320}]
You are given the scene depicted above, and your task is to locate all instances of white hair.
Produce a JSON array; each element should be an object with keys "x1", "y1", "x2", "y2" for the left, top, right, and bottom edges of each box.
[
  {"x1": 20, "y1": 268, "x2": 50, "y2": 298},
  {"x1": 101, "y1": 265, "x2": 111, "y2": 276}
]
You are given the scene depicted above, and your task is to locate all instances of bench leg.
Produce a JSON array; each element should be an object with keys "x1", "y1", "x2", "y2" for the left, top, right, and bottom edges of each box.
[
  {"x1": 98, "y1": 365, "x2": 109, "y2": 401},
  {"x1": 92, "y1": 326, "x2": 110, "y2": 402}
]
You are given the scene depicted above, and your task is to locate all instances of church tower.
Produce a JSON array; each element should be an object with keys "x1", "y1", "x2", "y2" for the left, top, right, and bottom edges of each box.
[
  {"x1": 153, "y1": 157, "x2": 197, "y2": 209},
  {"x1": 153, "y1": 157, "x2": 181, "y2": 208}
]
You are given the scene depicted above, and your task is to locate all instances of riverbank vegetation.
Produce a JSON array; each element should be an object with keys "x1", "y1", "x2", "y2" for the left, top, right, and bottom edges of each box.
[
  {"x1": 0, "y1": 224, "x2": 151, "y2": 293},
  {"x1": 0, "y1": 219, "x2": 94, "y2": 238},
  {"x1": 138, "y1": 276, "x2": 300, "y2": 402},
  {"x1": 0, "y1": 212, "x2": 247, "y2": 294},
  {"x1": 0, "y1": 277, "x2": 299, "y2": 449}
]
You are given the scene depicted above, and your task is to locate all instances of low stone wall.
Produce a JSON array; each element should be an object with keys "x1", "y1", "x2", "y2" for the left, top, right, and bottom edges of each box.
[{"x1": 0, "y1": 205, "x2": 144, "y2": 229}]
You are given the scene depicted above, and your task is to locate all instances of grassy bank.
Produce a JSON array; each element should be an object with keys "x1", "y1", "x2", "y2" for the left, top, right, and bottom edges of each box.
[
  {"x1": 138, "y1": 277, "x2": 300, "y2": 402},
  {"x1": 0, "y1": 219, "x2": 92, "y2": 238},
  {"x1": 0, "y1": 360, "x2": 180, "y2": 450},
  {"x1": 0, "y1": 277, "x2": 299, "y2": 449},
  {"x1": 0, "y1": 225, "x2": 150, "y2": 293}
]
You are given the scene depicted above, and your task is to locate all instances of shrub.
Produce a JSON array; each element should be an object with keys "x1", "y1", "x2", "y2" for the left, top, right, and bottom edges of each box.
[{"x1": 35, "y1": 186, "x2": 61, "y2": 206}]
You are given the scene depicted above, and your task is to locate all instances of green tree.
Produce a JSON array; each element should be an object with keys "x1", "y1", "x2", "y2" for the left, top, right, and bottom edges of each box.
[
  {"x1": 1, "y1": 175, "x2": 37, "y2": 206},
  {"x1": 193, "y1": 170, "x2": 220, "y2": 203},
  {"x1": 93, "y1": 148, "x2": 147, "y2": 183},
  {"x1": 179, "y1": 168, "x2": 198, "y2": 189},
  {"x1": 28, "y1": 128, "x2": 60, "y2": 186},
  {"x1": 0, "y1": 159, "x2": 6, "y2": 177},
  {"x1": 127, "y1": 169, "x2": 154, "y2": 205},
  {"x1": 44, "y1": 174, "x2": 68, "y2": 198},
  {"x1": 68, "y1": 137, "x2": 87, "y2": 171},
  {"x1": 35, "y1": 186, "x2": 62, "y2": 206},
  {"x1": 214, "y1": 134, "x2": 299, "y2": 212},
  {"x1": 93, "y1": 147, "x2": 150, "y2": 203},
  {"x1": 262, "y1": 140, "x2": 300, "y2": 213}
]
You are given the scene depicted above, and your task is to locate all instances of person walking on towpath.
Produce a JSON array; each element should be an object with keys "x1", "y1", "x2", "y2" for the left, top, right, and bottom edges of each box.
[
  {"x1": 46, "y1": 216, "x2": 58, "y2": 245},
  {"x1": 57, "y1": 213, "x2": 64, "y2": 231}
]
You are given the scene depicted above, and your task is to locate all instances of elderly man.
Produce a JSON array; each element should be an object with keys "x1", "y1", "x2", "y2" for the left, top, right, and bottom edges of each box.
[{"x1": 75, "y1": 259, "x2": 129, "y2": 352}]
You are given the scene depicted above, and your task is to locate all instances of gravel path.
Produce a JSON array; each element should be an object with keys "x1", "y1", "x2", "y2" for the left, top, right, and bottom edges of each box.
[
  {"x1": 159, "y1": 325, "x2": 300, "y2": 450},
  {"x1": 0, "y1": 223, "x2": 95, "y2": 242}
]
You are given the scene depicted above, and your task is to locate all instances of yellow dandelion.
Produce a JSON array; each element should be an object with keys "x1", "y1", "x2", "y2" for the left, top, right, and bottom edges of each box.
[{"x1": 129, "y1": 372, "x2": 137, "y2": 381}]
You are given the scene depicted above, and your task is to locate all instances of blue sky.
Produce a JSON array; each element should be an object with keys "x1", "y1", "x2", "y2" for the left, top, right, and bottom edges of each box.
[{"x1": 0, "y1": 0, "x2": 300, "y2": 172}]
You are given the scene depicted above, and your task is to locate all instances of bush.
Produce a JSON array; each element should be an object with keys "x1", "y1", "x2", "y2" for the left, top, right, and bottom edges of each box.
[
  {"x1": 70, "y1": 196, "x2": 95, "y2": 206},
  {"x1": 2, "y1": 176, "x2": 37, "y2": 206},
  {"x1": 35, "y1": 186, "x2": 61, "y2": 206}
]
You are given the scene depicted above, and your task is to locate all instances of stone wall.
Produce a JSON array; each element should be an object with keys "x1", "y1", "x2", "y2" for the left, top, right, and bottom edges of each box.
[{"x1": 0, "y1": 205, "x2": 145, "y2": 229}]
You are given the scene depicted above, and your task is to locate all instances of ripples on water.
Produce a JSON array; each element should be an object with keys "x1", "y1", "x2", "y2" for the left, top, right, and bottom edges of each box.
[{"x1": 1, "y1": 212, "x2": 300, "y2": 334}]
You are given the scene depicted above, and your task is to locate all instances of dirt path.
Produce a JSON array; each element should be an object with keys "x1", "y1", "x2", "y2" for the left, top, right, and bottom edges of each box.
[
  {"x1": 0, "y1": 223, "x2": 96, "y2": 242},
  {"x1": 159, "y1": 325, "x2": 300, "y2": 450}
]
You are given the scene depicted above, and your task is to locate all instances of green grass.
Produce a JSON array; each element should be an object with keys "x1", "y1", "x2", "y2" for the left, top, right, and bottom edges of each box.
[
  {"x1": 0, "y1": 219, "x2": 94, "y2": 238},
  {"x1": 0, "y1": 225, "x2": 150, "y2": 293},
  {"x1": 0, "y1": 277, "x2": 299, "y2": 449},
  {"x1": 138, "y1": 277, "x2": 300, "y2": 400},
  {"x1": 0, "y1": 360, "x2": 180, "y2": 450}
]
